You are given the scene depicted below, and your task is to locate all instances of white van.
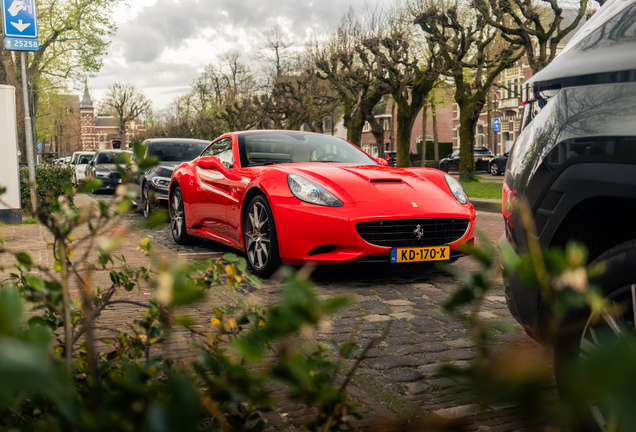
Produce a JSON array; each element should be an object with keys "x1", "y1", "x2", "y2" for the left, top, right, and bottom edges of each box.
[{"x1": 70, "y1": 151, "x2": 96, "y2": 186}]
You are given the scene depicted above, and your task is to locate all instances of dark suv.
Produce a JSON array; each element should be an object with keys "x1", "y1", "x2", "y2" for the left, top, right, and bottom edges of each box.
[
  {"x1": 439, "y1": 147, "x2": 494, "y2": 172},
  {"x1": 501, "y1": 0, "x2": 636, "y2": 429}
]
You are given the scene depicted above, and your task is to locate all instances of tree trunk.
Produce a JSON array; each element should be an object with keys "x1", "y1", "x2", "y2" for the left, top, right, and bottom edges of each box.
[
  {"x1": 420, "y1": 104, "x2": 427, "y2": 167},
  {"x1": 368, "y1": 116, "x2": 385, "y2": 159},
  {"x1": 390, "y1": 99, "x2": 396, "y2": 152},
  {"x1": 432, "y1": 101, "x2": 439, "y2": 165},
  {"x1": 344, "y1": 111, "x2": 364, "y2": 146},
  {"x1": 395, "y1": 103, "x2": 418, "y2": 168},
  {"x1": 458, "y1": 103, "x2": 477, "y2": 180}
]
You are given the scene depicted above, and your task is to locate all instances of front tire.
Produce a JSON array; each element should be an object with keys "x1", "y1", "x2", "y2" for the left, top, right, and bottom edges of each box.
[
  {"x1": 439, "y1": 162, "x2": 449, "y2": 173},
  {"x1": 170, "y1": 186, "x2": 203, "y2": 245},
  {"x1": 554, "y1": 240, "x2": 636, "y2": 432},
  {"x1": 243, "y1": 195, "x2": 281, "y2": 278},
  {"x1": 142, "y1": 182, "x2": 153, "y2": 218}
]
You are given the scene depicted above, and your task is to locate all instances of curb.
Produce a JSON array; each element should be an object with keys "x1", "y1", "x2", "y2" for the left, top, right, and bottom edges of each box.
[{"x1": 470, "y1": 197, "x2": 501, "y2": 214}]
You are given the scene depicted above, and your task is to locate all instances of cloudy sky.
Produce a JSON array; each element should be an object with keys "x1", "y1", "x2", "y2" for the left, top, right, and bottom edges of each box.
[{"x1": 88, "y1": 0, "x2": 388, "y2": 112}]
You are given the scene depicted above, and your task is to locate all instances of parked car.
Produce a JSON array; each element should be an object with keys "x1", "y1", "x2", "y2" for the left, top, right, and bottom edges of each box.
[
  {"x1": 500, "y1": 0, "x2": 636, "y2": 429},
  {"x1": 169, "y1": 130, "x2": 475, "y2": 277},
  {"x1": 385, "y1": 151, "x2": 397, "y2": 167},
  {"x1": 438, "y1": 147, "x2": 494, "y2": 172},
  {"x1": 85, "y1": 150, "x2": 133, "y2": 192},
  {"x1": 70, "y1": 151, "x2": 96, "y2": 186},
  {"x1": 129, "y1": 138, "x2": 210, "y2": 218},
  {"x1": 487, "y1": 152, "x2": 508, "y2": 176}
]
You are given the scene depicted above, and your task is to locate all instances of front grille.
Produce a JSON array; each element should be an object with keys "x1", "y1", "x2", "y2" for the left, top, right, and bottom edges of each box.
[
  {"x1": 107, "y1": 173, "x2": 122, "y2": 187},
  {"x1": 356, "y1": 218, "x2": 470, "y2": 248}
]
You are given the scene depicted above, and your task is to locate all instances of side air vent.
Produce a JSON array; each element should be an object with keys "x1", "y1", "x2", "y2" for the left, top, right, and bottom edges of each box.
[{"x1": 308, "y1": 245, "x2": 337, "y2": 256}]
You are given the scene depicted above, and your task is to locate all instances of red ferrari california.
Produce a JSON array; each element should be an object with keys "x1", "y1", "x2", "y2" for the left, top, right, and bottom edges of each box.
[{"x1": 169, "y1": 130, "x2": 475, "y2": 277}]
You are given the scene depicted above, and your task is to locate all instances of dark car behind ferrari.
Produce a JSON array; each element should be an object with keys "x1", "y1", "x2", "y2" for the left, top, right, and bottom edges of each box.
[
  {"x1": 439, "y1": 147, "x2": 494, "y2": 172},
  {"x1": 85, "y1": 150, "x2": 133, "y2": 192},
  {"x1": 487, "y1": 152, "x2": 508, "y2": 176},
  {"x1": 500, "y1": 0, "x2": 636, "y2": 429},
  {"x1": 129, "y1": 138, "x2": 210, "y2": 217}
]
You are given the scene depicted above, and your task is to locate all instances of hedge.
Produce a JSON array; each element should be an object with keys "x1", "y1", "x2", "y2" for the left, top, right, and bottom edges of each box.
[
  {"x1": 425, "y1": 141, "x2": 453, "y2": 160},
  {"x1": 19, "y1": 165, "x2": 74, "y2": 208}
]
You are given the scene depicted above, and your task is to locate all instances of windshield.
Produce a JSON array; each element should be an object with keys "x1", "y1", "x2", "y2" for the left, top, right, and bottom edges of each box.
[
  {"x1": 238, "y1": 131, "x2": 377, "y2": 167},
  {"x1": 96, "y1": 152, "x2": 132, "y2": 164},
  {"x1": 77, "y1": 154, "x2": 93, "y2": 164},
  {"x1": 149, "y1": 142, "x2": 208, "y2": 162}
]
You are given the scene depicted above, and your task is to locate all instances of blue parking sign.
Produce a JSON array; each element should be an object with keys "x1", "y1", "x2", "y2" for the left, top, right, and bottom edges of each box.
[
  {"x1": 493, "y1": 118, "x2": 501, "y2": 132},
  {"x1": 2, "y1": 0, "x2": 38, "y2": 39}
]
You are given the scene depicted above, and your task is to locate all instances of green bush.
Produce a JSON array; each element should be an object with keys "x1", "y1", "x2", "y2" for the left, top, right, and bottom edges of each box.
[
  {"x1": 19, "y1": 165, "x2": 73, "y2": 208},
  {"x1": 423, "y1": 160, "x2": 437, "y2": 168},
  {"x1": 425, "y1": 141, "x2": 453, "y2": 160}
]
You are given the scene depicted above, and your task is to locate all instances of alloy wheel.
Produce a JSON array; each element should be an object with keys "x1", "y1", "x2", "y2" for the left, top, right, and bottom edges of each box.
[
  {"x1": 171, "y1": 190, "x2": 184, "y2": 239},
  {"x1": 244, "y1": 201, "x2": 271, "y2": 270},
  {"x1": 490, "y1": 163, "x2": 500, "y2": 176},
  {"x1": 143, "y1": 184, "x2": 150, "y2": 218},
  {"x1": 579, "y1": 284, "x2": 636, "y2": 431}
]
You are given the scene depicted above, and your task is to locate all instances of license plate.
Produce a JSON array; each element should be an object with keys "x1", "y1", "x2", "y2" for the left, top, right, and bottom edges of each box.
[
  {"x1": 482, "y1": 157, "x2": 491, "y2": 160},
  {"x1": 117, "y1": 179, "x2": 122, "y2": 183},
  {"x1": 391, "y1": 245, "x2": 450, "y2": 263}
]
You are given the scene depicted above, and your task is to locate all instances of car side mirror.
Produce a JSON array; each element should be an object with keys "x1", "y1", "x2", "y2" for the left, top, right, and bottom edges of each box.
[
  {"x1": 197, "y1": 156, "x2": 241, "y2": 181},
  {"x1": 89, "y1": 161, "x2": 95, "y2": 166},
  {"x1": 448, "y1": 154, "x2": 452, "y2": 158},
  {"x1": 374, "y1": 157, "x2": 389, "y2": 166}
]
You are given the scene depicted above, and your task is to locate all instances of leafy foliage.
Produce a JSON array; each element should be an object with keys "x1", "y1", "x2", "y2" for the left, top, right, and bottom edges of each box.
[
  {"x1": 19, "y1": 165, "x2": 74, "y2": 209},
  {"x1": 1, "y1": 152, "x2": 366, "y2": 432}
]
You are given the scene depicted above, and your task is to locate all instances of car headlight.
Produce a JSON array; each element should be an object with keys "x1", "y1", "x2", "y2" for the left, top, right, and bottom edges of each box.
[
  {"x1": 151, "y1": 176, "x2": 170, "y2": 188},
  {"x1": 287, "y1": 174, "x2": 343, "y2": 207},
  {"x1": 444, "y1": 174, "x2": 469, "y2": 204},
  {"x1": 95, "y1": 170, "x2": 110, "y2": 178}
]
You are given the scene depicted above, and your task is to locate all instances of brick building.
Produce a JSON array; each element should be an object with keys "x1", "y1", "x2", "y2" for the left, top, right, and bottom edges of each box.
[
  {"x1": 79, "y1": 87, "x2": 146, "y2": 151},
  {"x1": 356, "y1": 59, "x2": 535, "y2": 159}
]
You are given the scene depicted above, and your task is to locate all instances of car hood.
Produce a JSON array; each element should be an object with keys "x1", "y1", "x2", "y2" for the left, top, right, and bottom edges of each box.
[
  {"x1": 150, "y1": 162, "x2": 181, "y2": 178},
  {"x1": 275, "y1": 164, "x2": 459, "y2": 207},
  {"x1": 94, "y1": 164, "x2": 119, "y2": 172}
]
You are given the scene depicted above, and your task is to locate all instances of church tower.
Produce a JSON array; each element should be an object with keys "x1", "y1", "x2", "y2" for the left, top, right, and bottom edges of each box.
[{"x1": 79, "y1": 86, "x2": 96, "y2": 150}]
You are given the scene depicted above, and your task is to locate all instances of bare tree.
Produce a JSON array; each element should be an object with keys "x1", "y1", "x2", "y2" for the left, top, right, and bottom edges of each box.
[
  {"x1": 474, "y1": 0, "x2": 598, "y2": 73},
  {"x1": 362, "y1": 6, "x2": 443, "y2": 167},
  {"x1": 98, "y1": 82, "x2": 151, "y2": 147},
  {"x1": 315, "y1": 7, "x2": 390, "y2": 148},
  {"x1": 415, "y1": 1, "x2": 523, "y2": 179},
  {"x1": 254, "y1": 24, "x2": 294, "y2": 79}
]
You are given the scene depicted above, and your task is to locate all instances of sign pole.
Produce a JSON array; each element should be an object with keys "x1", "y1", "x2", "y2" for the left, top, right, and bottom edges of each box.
[{"x1": 21, "y1": 51, "x2": 37, "y2": 211}]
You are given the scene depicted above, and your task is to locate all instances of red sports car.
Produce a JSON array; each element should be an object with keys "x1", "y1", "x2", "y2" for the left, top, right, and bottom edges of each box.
[{"x1": 169, "y1": 130, "x2": 475, "y2": 277}]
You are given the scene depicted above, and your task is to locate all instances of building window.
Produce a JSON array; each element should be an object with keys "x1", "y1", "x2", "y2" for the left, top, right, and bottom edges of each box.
[
  {"x1": 362, "y1": 145, "x2": 370, "y2": 154},
  {"x1": 383, "y1": 119, "x2": 390, "y2": 131},
  {"x1": 324, "y1": 117, "x2": 332, "y2": 133},
  {"x1": 371, "y1": 145, "x2": 378, "y2": 157},
  {"x1": 362, "y1": 122, "x2": 370, "y2": 133},
  {"x1": 476, "y1": 125, "x2": 484, "y2": 147}
]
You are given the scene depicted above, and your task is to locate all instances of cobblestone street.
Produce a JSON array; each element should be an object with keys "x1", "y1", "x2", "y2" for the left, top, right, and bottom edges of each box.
[{"x1": 1, "y1": 193, "x2": 561, "y2": 431}]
